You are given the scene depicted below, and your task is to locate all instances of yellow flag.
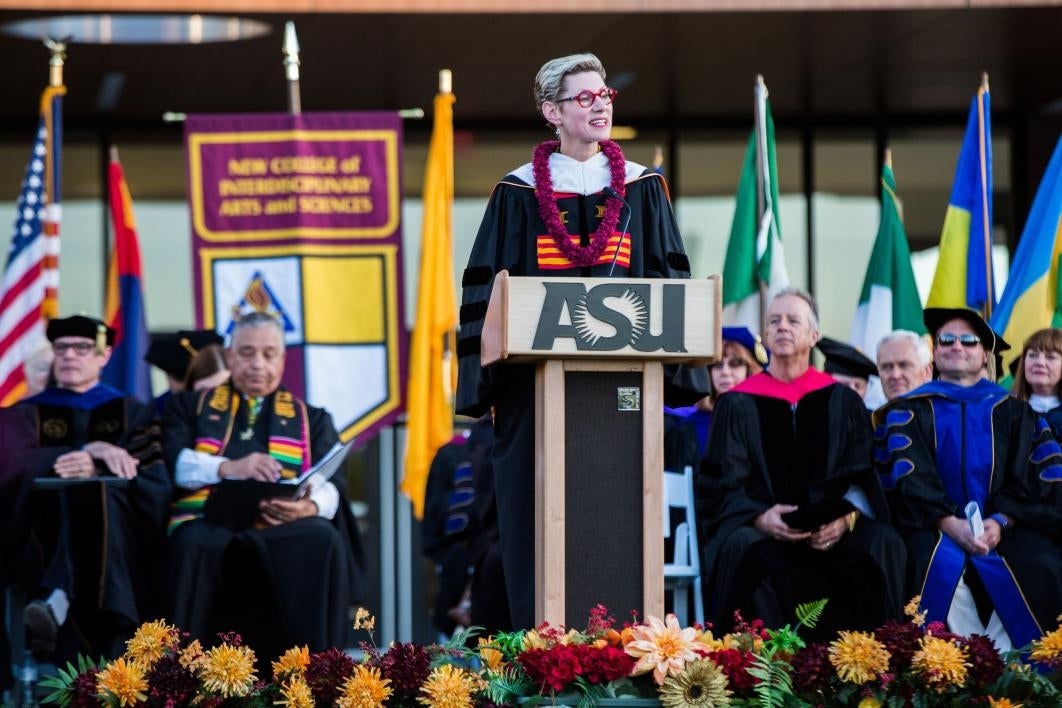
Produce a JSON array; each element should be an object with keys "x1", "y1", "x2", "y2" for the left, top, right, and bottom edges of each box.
[{"x1": 401, "y1": 90, "x2": 458, "y2": 518}]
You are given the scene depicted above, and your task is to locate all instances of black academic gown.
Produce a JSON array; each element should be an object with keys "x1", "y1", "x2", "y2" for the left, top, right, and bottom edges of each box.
[
  {"x1": 11, "y1": 384, "x2": 171, "y2": 659},
  {"x1": 162, "y1": 388, "x2": 364, "y2": 660},
  {"x1": 456, "y1": 164, "x2": 709, "y2": 630},
  {"x1": 696, "y1": 370, "x2": 906, "y2": 639},
  {"x1": 0, "y1": 405, "x2": 38, "y2": 690},
  {"x1": 874, "y1": 380, "x2": 1062, "y2": 647}
]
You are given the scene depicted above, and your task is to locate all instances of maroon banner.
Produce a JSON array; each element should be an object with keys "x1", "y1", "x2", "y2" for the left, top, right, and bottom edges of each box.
[{"x1": 186, "y1": 112, "x2": 406, "y2": 444}]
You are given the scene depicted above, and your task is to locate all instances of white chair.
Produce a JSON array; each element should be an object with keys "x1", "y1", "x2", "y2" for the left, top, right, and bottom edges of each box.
[{"x1": 663, "y1": 465, "x2": 704, "y2": 627}]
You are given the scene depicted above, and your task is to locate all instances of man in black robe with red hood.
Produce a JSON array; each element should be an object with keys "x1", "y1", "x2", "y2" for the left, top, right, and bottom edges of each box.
[{"x1": 696, "y1": 289, "x2": 905, "y2": 639}]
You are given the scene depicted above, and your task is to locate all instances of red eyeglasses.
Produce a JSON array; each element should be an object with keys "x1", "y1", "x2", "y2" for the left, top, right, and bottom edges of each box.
[{"x1": 556, "y1": 87, "x2": 618, "y2": 108}]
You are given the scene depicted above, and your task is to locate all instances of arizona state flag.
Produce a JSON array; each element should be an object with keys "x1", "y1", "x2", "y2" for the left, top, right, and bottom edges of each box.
[
  {"x1": 101, "y1": 149, "x2": 151, "y2": 402},
  {"x1": 402, "y1": 87, "x2": 458, "y2": 518}
]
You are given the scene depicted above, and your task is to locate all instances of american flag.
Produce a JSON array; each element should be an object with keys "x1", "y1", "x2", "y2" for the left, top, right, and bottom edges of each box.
[{"x1": 0, "y1": 86, "x2": 63, "y2": 406}]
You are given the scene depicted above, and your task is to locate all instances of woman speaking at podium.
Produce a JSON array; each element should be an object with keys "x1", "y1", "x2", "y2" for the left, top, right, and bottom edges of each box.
[{"x1": 455, "y1": 52, "x2": 707, "y2": 630}]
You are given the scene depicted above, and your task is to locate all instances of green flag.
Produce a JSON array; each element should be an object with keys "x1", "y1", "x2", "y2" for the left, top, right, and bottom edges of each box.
[
  {"x1": 850, "y1": 161, "x2": 926, "y2": 357},
  {"x1": 721, "y1": 92, "x2": 787, "y2": 332}
]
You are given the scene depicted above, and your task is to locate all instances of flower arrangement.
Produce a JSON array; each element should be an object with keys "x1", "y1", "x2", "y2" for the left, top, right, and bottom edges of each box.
[{"x1": 38, "y1": 599, "x2": 1062, "y2": 708}]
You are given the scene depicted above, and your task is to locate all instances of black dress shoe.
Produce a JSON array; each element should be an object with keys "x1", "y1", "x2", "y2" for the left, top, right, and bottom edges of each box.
[{"x1": 22, "y1": 600, "x2": 58, "y2": 657}]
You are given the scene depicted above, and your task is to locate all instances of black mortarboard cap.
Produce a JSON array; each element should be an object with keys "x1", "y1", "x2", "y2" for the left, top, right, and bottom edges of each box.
[
  {"x1": 144, "y1": 329, "x2": 223, "y2": 378},
  {"x1": 46, "y1": 315, "x2": 115, "y2": 351},
  {"x1": 923, "y1": 307, "x2": 1010, "y2": 354},
  {"x1": 817, "y1": 336, "x2": 878, "y2": 380}
]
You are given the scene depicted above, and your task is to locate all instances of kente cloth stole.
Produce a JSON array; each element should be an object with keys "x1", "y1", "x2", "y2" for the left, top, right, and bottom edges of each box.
[
  {"x1": 168, "y1": 382, "x2": 309, "y2": 534},
  {"x1": 193, "y1": 382, "x2": 310, "y2": 478}
]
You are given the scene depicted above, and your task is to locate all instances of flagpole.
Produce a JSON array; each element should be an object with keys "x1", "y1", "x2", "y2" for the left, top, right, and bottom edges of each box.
[
  {"x1": 283, "y1": 21, "x2": 301, "y2": 115},
  {"x1": 438, "y1": 68, "x2": 454, "y2": 406},
  {"x1": 977, "y1": 71, "x2": 992, "y2": 318},
  {"x1": 754, "y1": 75, "x2": 769, "y2": 331}
]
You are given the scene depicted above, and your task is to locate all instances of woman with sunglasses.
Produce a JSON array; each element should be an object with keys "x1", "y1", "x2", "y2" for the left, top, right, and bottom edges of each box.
[
  {"x1": 455, "y1": 53, "x2": 707, "y2": 630},
  {"x1": 1011, "y1": 327, "x2": 1062, "y2": 437}
]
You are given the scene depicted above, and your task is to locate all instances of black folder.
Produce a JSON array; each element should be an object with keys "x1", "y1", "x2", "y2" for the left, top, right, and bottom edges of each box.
[{"x1": 781, "y1": 498, "x2": 855, "y2": 532}]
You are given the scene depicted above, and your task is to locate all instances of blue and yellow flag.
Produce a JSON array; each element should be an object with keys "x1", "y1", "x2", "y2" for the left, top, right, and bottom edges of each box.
[
  {"x1": 927, "y1": 81, "x2": 995, "y2": 316},
  {"x1": 990, "y1": 136, "x2": 1062, "y2": 368}
]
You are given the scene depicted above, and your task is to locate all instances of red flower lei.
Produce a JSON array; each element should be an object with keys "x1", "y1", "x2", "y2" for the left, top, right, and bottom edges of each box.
[{"x1": 532, "y1": 139, "x2": 627, "y2": 268}]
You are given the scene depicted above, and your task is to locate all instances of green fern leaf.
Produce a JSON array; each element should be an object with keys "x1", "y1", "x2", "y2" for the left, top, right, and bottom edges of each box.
[{"x1": 794, "y1": 599, "x2": 828, "y2": 629}]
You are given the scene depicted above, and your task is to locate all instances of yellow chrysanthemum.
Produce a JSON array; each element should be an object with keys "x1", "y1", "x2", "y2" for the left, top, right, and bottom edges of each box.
[
  {"x1": 626, "y1": 614, "x2": 714, "y2": 685},
  {"x1": 353, "y1": 607, "x2": 376, "y2": 632},
  {"x1": 199, "y1": 643, "x2": 258, "y2": 697},
  {"x1": 1030, "y1": 627, "x2": 1062, "y2": 665},
  {"x1": 477, "y1": 638, "x2": 504, "y2": 672},
  {"x1": 903, "y1": 595, "x2": 927, "y2": 628},
  {"x1": 273, "y1": 645, "x2": 311, "y2": 679},
  {"x1": 96, "y1": 657, "x2": 148, "y2": 707},
  {"x1": 276, "y1": 675, "x2": 315, "y2": 708},
  {"x1": 336, "y1": 665, "x2": 393, "y2": 708},
  {"x1": 179, "y1": 639, "x2": 206, "y2": 671},
  {"x1": 988, "y1": 698, "x2": 1023, "y2": 708},
  {"x1": 659, "y1": 658, "x2": 731, "y2": 708},
  {"x1": 828, "y1": 631, "x2": 891, "y2": 685},
  {"x1": 858, "y1": 698, "x2": 883, "y2": 708},
  {"x1": 418, "y1": 663, "x2": 478, "y2": 708},
  {"x1": 124, "y1": 619, "x2": 179, "y2": 670},
  {"x1": 912, "y1": 636, "x2": 969, "y2": 692}
]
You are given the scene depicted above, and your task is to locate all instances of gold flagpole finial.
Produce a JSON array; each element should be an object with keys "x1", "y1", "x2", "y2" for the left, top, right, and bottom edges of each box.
[{"x1": 43, "y1": 36, "x2": 68, "y2": 87}]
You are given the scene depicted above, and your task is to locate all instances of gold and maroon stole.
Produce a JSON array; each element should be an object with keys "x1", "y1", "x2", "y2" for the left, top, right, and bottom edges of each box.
[{"x1": 168, "y1": 381, "x2": 310, "y2": 533}]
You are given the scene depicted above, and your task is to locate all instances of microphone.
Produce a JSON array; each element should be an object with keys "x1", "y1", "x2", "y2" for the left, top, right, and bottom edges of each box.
[{"x1": 603, "y1": 186, "x2": 632, "y2": 277}]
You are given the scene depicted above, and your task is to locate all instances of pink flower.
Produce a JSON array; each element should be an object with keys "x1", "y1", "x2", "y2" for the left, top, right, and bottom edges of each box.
[{"x1": 625, "y1": 614, "x2": 713, "y2": 684}]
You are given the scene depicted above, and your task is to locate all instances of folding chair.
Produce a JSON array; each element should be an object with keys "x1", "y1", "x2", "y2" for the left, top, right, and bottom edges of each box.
[{"x1": 663, "y1": 465, "x2": 704, "y2": 626}]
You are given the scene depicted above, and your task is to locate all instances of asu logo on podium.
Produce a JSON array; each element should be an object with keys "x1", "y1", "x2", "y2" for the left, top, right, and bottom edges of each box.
[
  {"x1": 532, "y1": 282, "x2": 687, "y2": 353},
  {"x1": 480, "y1": 272, "x2": 720, "y2": 365}
]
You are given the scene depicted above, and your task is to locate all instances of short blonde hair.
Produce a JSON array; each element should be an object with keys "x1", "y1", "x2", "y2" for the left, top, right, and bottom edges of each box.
[{"x1": 533, "y1": 53, "x2": 606, "y2": 116}]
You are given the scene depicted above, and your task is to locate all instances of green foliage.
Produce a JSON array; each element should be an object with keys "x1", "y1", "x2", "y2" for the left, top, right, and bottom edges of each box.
[
  {"x1": 747, "y1": 652, "x2": 795, "y2": 708},
  {"x1": 794, "y1": 599, "x2": 828, "y2": 630},
  {"x1": 39, "y1": 655, "x2": 107, "y2": 707},
  {"x1": 485, "y1": 663, "x2": 535, "y2": 705},
  {"x1": 487, "y1": 629, "x2": 529, "y2": 662}
]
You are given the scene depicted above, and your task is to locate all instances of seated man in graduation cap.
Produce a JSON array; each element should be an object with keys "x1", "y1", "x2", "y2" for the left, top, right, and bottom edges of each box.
[
  {"x1": 696, "y1": 288, "x2": 905, "y2": 639},
  {"x1": 11, "y1": 315, "x2": 170, "y2": 659},
  {"x1": 874, "y1": 307, "x2": 1062, "y2": 651},
  {"x1": 145, "y1": 329, "x2": 224, "y2": 415},
  {"x1": 817, "y1": 336, "x2": 878, "y2": 404},
  {"x1": 163, "y1": 311, "x2": 363, "y2": 661}
]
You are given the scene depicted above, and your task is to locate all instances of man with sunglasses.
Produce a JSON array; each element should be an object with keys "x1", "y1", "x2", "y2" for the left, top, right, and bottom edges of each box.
[
  {"x1": 874, "y1": 307, "x2": 1062, "y2": 651},
  {"x1": 7, "y1": 315, "x2": 170, "y2": 662}
]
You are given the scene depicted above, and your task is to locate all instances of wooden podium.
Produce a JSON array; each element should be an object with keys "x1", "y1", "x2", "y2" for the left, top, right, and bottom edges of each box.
[{"x1": 481, "y1": 271, "x2": 720, "y2": 627}]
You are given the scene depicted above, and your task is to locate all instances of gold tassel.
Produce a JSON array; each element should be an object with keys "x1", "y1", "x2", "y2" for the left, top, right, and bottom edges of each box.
[
  {"x1": 179, "y1": 337, "x2": 199, "y2": 357},
  {"x1": 754, "y1": 336, "x2": 769, "y2": 365},
  {"x1": 96, "y1": 322, "x2": 107, "y2": 354}
]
